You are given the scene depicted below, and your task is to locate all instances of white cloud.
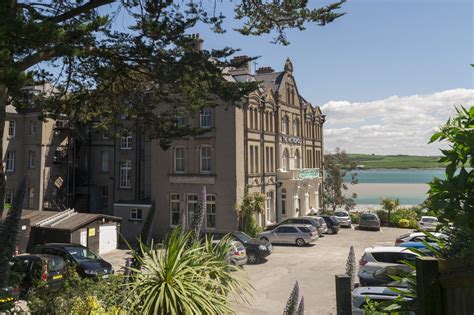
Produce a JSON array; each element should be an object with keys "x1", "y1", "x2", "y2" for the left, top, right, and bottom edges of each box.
[{"x1": 321, "y1": 88, "x2": 474, "y2": 155}]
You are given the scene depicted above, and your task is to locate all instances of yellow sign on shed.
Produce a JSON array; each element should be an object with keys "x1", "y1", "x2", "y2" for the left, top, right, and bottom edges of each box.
[{"x1": 88, "y1": 227, "x2": 96, "y2": 237}]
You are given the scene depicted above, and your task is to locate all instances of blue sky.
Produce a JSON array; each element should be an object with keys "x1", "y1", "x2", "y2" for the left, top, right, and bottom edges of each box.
[
  {"x1": 190, "y1": 0, "x2": 473, "y2": 105},
  {"x1": 111, "y1": 0, "x2": 473, "y2": 154}
]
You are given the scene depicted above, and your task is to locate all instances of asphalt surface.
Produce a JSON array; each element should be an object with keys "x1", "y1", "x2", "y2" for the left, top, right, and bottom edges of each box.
[{"x1": 234, "y1": 226, "x2": 410, "y2": 315}]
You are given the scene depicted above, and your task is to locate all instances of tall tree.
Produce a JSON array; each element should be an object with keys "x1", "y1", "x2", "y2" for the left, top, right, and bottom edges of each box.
[
  {"x1": 323, "y1": 148, "x2": 358, "y2": 212},
  {"x1": 0, "y1": 0, "x2": 346, "y2": 217}
]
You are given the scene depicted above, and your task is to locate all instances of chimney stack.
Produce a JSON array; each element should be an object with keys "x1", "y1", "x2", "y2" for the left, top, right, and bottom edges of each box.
[
  {"x1": 190, "y1": 33, "x2": 203, "y2": 51},
  {"x1": 230, "y1": 55, "x2": 252, "y2": 74},
  {"x1": 256, "y1": 67, "x2": 275, "y2": 74}
]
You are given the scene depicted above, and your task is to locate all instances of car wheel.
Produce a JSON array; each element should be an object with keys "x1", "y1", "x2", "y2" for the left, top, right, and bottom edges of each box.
[
  {"x1": 261, "y1": 237, "x2": 269, "y2": 243},
  {"x1": 327, "y1": 228, "x2": 333, "y2": 235},
  {"x1": 296, "y1": 238, "x2": 305, "y2": 247},
  {"x1": 247, "y1": 251, "x2": 259, "y2": 264}
]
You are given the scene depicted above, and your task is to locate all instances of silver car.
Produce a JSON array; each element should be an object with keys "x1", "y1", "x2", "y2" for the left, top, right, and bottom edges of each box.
[
  {"x1": 315, "y1": 216, "x2": 328, "y2": 235},
  {"x1": 334, "y1": 211, "x2": 352, "y2": 227},
  {"x1": 257, "y1": 224, "x2": 318, "y2": 247}
]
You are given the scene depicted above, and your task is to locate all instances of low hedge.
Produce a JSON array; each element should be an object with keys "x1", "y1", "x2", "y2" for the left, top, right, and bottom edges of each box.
[
  {"x1": 350, "y1": 212, "x2": 360, "y2": 224},
  {"x1": 390, "y1": 208, "x2": 418, "y2": 229}
]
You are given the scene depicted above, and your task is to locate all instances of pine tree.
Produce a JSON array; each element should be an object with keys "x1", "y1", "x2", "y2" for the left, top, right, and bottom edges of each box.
[
  {"x1": 0, "y1": 176, "x2": 27, "y2": 288},
  {"x1": 345, "y1": 245, "x2": 356, "y2": 289}
]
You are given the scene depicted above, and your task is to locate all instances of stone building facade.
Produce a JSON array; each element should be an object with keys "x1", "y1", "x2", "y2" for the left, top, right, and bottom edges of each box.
[{"x1": 3, "y1": 58, "x2": 324, "y2": 241}]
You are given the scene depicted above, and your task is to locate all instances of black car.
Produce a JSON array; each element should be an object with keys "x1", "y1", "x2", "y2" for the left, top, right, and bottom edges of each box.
[
  {"x1": 321, "y1": 215, "x2": 340, "y2": 234},
  {"x1": 264, "y1": 217, "x2": 320, "y2": 234},
  {"x1": 11, "y1": 254, "x2": 67, "y2": 294},
  {"x1": 32, "y1": 243, "x2": 113, "y2": 278},
  {"x1": 229, "y1": 231, "x2": 272, "y2": 264}
]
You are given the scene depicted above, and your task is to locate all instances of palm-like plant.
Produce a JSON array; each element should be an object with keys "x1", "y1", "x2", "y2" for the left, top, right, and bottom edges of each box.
[{"x1": 128, "y1": 228, "x2": 253, "y2": 314}]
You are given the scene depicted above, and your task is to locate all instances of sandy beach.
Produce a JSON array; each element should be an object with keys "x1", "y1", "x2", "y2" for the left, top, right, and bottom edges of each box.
[{"x1": 344, "y1": 183, "x2": 430, "y2": 206}]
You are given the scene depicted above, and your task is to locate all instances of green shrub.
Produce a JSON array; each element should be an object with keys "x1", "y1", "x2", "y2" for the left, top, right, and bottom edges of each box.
[
  {"x1": 389, "y1": 208, "x2": 418, "y2": 227},
  {"x1": 398, "y1": 219, "x2": 410, "y2": 228},
  {"x1": 350, "y1": 212, "x2": 360, "y2": 224},
  {"x1": 376, "y1": 210, "x2": 389, "y2": 226}
]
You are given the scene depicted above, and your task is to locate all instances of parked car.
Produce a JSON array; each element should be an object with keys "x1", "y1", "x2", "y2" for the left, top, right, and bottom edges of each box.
[
  {"x1": 0, "y1": 285, "x2": 20, "y2": 301},
  {"x1": 400, "y1": 242, "x2": 440, "y2": 256},
  {"x1": 226, "y1": 241, "x2": 248, "y2": 266},
  {"x1": 395, "y1": 232, "x2": 448, "y2": 246},
  {"x1": 358, "y1": 246, "x2": 419, "y2": 285},
  {"x1": 321, "y1": 215, "x2": 340, "y2": 234},
  {"x1": 11, "y1": 254, "x2": 67, "y2": 294},
  {"x1": 315, "y1": 216, "x2": 328, "y2": 235},
  {"x1": 334, "y1": 211, "x2": 352, "y2": 228},
  {"x1": 352, "y1": 285, "x2": 414, "y2": 314},
  {"x1": 228, "y1": 231, "x2": 272, "y2": 264},
  {"x1": 358, "y1": 265, "x2": 413, "y2": 287},
  {"x1": 358, "y1": 213, "x2": 381, "y2": 231},
  {"x1": 418, "y1": 216, "x2": 439, "y2": 232},
  {"x1": 32, "y1": 243, "x2": 113, "y2": 278},
  {"x1": 264, "y1": 216, "x2": 320, "y2": 232},
  {"x1": 258, "y1": 224, "x2": 318, "y2": 247}
]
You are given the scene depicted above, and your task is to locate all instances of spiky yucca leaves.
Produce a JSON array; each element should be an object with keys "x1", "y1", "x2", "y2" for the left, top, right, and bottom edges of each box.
[
  {"x1": 0, "y1": 176, "x2": 27, "y2": 288},
  {"x1": 128, "y1": 228, "x2": 253, "y2": 314},
  {"x1": 284, "y1": 281, "x2": 304, "y2": 315},
  {"x1": 345, "y1": 245, "x2": 356, "y2": 289}
]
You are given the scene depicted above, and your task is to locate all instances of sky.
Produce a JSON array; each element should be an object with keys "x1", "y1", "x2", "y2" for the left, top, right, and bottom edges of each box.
[
  {"x1": 187, "y1": 0, "x2": 474, "y2": 155},
  {"x1": 110, "y1": 0, "x2": 474, "y2": 155}
]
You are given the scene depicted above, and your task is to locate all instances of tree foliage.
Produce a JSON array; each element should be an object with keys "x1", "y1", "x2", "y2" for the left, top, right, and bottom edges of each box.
[
  {"x1": 236, "y1": 191, "x2": 264, "y2": 237},
  {"x1": 323, "y1": 148, "x2": 358, "y2": 212},
  {"x1": 427, "y1": 106, "x2": 474, "y2": 230},
  {"x1": 381, "y1": 198, "x2": 400, "y2": 223}
]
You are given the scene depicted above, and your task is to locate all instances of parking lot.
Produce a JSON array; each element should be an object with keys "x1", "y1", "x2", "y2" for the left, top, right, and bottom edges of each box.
[{"x1": 234, "y1": 226, "x2": 406, "y2": 315}]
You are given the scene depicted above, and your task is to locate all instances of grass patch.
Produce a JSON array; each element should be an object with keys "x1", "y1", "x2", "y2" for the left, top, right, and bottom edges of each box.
[{"x1": 347, "y1": 154, "x2": 445, "y2": 169}]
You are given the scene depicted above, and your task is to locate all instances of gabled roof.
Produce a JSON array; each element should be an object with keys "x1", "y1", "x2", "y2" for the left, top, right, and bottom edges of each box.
[{"x1": 254, "y1": 72, "x2": 285, "y2": 93}]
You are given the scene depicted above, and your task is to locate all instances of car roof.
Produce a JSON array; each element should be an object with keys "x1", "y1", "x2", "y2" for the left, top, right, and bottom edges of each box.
[
  {"x1": 364, "y1": 246, "x2": 419, "y2": 254},
  {"x1": 421, "y1": 216, "x2": 437, "y2": 219},
  {"x1": 279, "y1": 224, "x2": 313, "y2": 228},
  {"x1": 16, "y1": 254, "x2": 60, "y2": 259},
  {"x1": 407, "y1": 232, "x2": 444, "y2": 238},
  {"x1": 353, "y1": 286, "x2": 402, "y2": 296},
  {"x1": 37, "y1": 243, "x2": 86, "y2": 249},
  {"x1": 296, "y1": 216, "x2": 317, "y2": 220}
]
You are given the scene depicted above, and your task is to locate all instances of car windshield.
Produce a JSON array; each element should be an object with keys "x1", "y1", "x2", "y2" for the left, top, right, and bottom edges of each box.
[
  {"x1": 65, "y1": 247, "x2": 100, "y2": 262},
  {"x1": 361, "y1": 214, "x2": 377, "y2": 220},
  {"x1": 298, "y1": 226, "x2": 311, "y2": 233},
  {"x1": 47, "y1": 256, "x2": 65, "y2": 272},
  {"x1": 233, "y1": 231, "x2": 253, "y2": 243},
  {"x1": 334, "y1": 212, "x2": 348, "y2": 217}
]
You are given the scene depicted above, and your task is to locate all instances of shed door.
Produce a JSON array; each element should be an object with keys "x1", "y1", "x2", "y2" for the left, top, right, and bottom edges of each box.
[
  {"x1": 99, "y1": 224, "x2": 117, "y2": 254},
  {"x1": 80, "y1": 229, "x2": 87, "y2": 247}
]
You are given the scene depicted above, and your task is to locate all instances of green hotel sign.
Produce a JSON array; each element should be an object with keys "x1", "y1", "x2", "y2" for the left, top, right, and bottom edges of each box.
[{"x1": 298, "y1": 169, "x2": 320, "y2": 180}]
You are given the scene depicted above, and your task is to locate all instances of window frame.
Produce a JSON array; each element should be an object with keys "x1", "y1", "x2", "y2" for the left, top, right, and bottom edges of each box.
[
  {"x1": 174, "y1": 146, "x2": 185, "y2": 174},
  {"x1": 119, "y1": 160, "x2": 132, "y2": 189},
  {"x1": 206, "y1": 195, "x2": 217, "y2": 229},
  {"x1": 8, "y1": 120, "x2": 16, "y2": 138},
  {"x1": 186, "y1": 194, "x2": 199, "y2": 225},
  {"x1": 29, "y1": 120, "x2": 37, "y2": 135},
  {"x1": 130, "y1": 208, "x2": 143, "y2": 221},
  {"x1": 170, "y1": 194, "x2": 181, "y2": 227},
  {"x1": 120, "y1": 133, "x2": 133, "y2": 150},
  {"x1": 200, "y1": 108, "x2": 212, "y2": 128},
  {"x1": 101, "y1": 151, "x2": 109, "y2": 172},
  {"x1": 6, "y1": 151, "x2": 15, "y2": 172},
  {"x1": 28, "y1": 150, "x2": 36, "y2": 169},
  {"x1": 199, "y1": 145, "x2": 212, "y2": 174}
]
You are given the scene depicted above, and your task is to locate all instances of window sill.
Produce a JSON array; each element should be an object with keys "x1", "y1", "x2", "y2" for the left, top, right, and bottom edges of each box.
[
  {"x1": 120, "y1": 148, "x2": 132, "y2": 151},
  {"x1": 129, "y1": 219, "x2": 143, "y2": 222},
  {"x1": 119, "y1": 187, "x2": 132, "y2": 190}
]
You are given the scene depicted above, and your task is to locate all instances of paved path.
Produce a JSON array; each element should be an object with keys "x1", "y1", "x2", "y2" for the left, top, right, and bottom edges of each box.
[{"x1": 234, "y1": 226, "x2": 410, "y2": 315}]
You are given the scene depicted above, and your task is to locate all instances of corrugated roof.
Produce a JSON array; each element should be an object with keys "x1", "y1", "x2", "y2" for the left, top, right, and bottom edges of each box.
[{"x1": 50, "y1": 213, "x2": 121, "y2": 231}]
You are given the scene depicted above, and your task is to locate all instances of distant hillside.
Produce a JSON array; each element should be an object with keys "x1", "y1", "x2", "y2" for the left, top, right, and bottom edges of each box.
[{"x1": 347, "y1": 154, "x2": 445, "y2": 169}]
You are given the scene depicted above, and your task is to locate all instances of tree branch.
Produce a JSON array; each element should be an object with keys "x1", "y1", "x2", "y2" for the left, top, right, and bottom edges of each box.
[{"x1": 44, "y1": 0, "x2": 115, "y2": 24}]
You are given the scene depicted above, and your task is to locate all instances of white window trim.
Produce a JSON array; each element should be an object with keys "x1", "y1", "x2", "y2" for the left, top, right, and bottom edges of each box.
[
  {"x1": 120, "y1": 133, "x2": 133, "y2": 150},
  {"x1": 200, "y1": 108, "x2": 212, "y2": 128},
  {"x1": 206, "y1": 195, "x2": 217, "y2": 229},
  {"x1": 130, "y1": 208, "x2": 143, "y2": 221},
  {"x1": 174, "y1": 147, "x2": 185, "y2": 174},
  {"x1": 119, "y1": 160, "x2": 132, "y2": 189},
  {"x1": 8, "y1": 120, "x2": 16, "y2": 139},
  {"x1": 6, "y1": 151, "x2": 15, "y2": 172},
  {"x1": 199, "y1": 145, "x2": 212, "y2": 174},
  {"x1": 170, "y1": 194, "x2": 181, "y2": 227}
]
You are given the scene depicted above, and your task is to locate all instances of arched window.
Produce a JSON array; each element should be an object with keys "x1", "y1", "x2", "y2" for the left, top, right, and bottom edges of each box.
[
  {"x1": 282, "y1": 149, "x2": 290, "y2": 171},
  {"x1": 294, "y1": 149, "x2": 300, "y2": 169},
  {"x1": 293, "y1": 118, "x2": 300, "y2": 136},
  {"x1": 282, "y1": 115, "x2": 289, "y2": 134}
]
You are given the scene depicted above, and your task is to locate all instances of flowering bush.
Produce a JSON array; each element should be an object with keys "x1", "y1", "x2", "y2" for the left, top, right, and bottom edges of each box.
[
  {"x1": 398, "y1": 219, "x2": 410, "y2": 228},
  {"x1": 0, "y1": 291, "x2": 15, "y2": 313}
]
